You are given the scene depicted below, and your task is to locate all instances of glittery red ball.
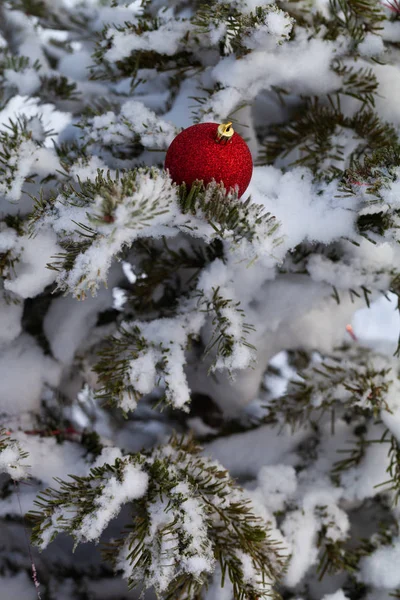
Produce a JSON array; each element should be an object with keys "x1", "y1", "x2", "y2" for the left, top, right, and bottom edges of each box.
[{"x1": 165, "y1": 122, "x2": 253, "y2": 198}]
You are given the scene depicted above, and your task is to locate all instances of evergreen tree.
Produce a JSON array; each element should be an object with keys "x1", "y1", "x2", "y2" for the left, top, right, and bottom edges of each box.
[{"x1": 1, "y1": 0, "x2": 400, "y2": 598}]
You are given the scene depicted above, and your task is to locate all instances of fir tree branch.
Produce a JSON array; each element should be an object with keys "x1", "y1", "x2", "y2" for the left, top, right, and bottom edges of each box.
[{"x1": 29, "y1": 434, "x2": 287, "y2": 600}]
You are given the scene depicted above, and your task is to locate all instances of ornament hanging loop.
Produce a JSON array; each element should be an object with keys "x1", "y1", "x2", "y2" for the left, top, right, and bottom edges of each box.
[{"x1": 215, "y1": 121, "x2": 234, "y2": 145}]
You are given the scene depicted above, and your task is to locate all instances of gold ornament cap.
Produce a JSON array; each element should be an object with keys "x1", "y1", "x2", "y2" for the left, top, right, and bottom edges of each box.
[{"x1": 215, "y1": 121, "x2": 234, "y2": 144}]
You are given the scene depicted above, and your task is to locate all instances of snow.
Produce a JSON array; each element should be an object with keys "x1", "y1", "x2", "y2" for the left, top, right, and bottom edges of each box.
[
  {"x1": 4, "y1": 230, "x2": 61, "y2": 298},
  {"x1": 373, "y1": 64, "x2": 400, "y2": 125},
  {"x1": 341, "y1": 438, "x2": 390, "y2": 502},
  {"x1": 282, "y1": 508, "x2": 320, "y2": 587},
  {"x1": 0, "y1": 439, "x2": 28, "y2": 480},
  {"x1": 322, "y1": 592, "x2": 350, "y2": 600},
  {"x1": 13, "y1": 432, "x2": 87, "y2": 485},
  {"x1": 264, "y1": 9, "x2": 294, "y2": 42},
  {"x1": 357, "y1": 34, "x2": 385, "y2": 57},
  {"x1": 78, "y1": 461, "x2": 148, "y2": 542},
  {"x1": 212, "y1": 35, "x2": 345, "y2": 101},
  {"x1": 0, "y1": 573, "x2": 37, "y2": 600},
  {"x1": 0, "y1": 296, "x2": 23, "y2": 346},
  {"x1": 129, "y1": 350, "x2": 158, "y2": 394},
  {"x1": 360, "y1": 537, "x2": 400, "y2": 588},
  {"x1": 257, "y1": 465, "x2": 297, "y2": 512},
  {"x1": 58, "y1": 169, "x2": 179, "y2": 298},
  {"x1": 43, "y1": 284, "x2": 114, "y2": 364},
  {"x1": 1, "y1": 0, "x2": 400, "y2": 597},
  {"x1": 105, "y1": 20, "x2": 191, "y2": 61},
  {"x1": 0, "y1": 334, "x2": 61, "y2": 415},
  {"x1": 206, "y1": 424, "x2": 310, "y2": 477},
  {"x1": 249, "y1": 167, "x2": 357, "y2": 251}
]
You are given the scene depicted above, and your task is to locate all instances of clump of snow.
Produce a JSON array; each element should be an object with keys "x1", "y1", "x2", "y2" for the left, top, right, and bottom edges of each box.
[
  {"x1": 91, "y1": 447, "x2": 123, "y2": 469},
  {"x1": 360, "y1": 537, "x2": 400, "y2": 588},
  {"x1": 358, "y1": 33, "x2": 385, "y2": 57},
  {"x1": 212, "y1": 34, "x2": 345, "y2": 101},
  {"x1": 4, "y1": 230, "x2": 61, "y2": 298},
  {"x1": 0, "y1": 437, "x2": 28, "y2": 480},
  {"x1": 105, "y1": 20, "x2": 191, "y2": 62},
  {"x1": 129, "y1": 351, "x2": 158, "y2": 395},
  {"x1": 322, "y1": 592, "x2": 350, "y2": 600},
  {"x1": 249, "y1": 166, "x2": 356, "y2": 254},
  {"x1": 282, "y1": 508, "x2": 320, "y2": 587},
  {"x1": 0, "y1": 334, "x2": 61, "y2": 415},
  {"x1": 373, "y1": 64, "x2": 400, "y2": 125},
  {"x1": 257, "y1": 464, "x2": 297, "y2": 512},
  {"x1": 78, "y1": 461, "x2": 148, "y2": 542},
  {"x1": 0, "y1": 137, "x2": 37, "y2": 202},
  {"x1": 57, "y1": 169, "x2": 179, "y2": 298},
  {"x1": 4, "y1": 68, "x2": 41, "y2": 96},
  {"x1": 13, "y1": 432, "x2": 87, "y2": 485},
  {"x1": 265, "y1": 8, "x2": 294, "y2": 42},
  {"x1": 0, "y1": 295, "x2": 23, "y2": 346}
]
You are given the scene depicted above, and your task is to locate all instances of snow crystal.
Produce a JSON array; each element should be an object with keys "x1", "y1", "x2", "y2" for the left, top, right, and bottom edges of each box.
[
  {"x1": 62, "y1": 170, "x2": 179, "y2": 298},
  {"x1": 237, "y1": 551, "x2": 258, "y2": 584},
  {"x1": 0, "y1": 138, "x2": 37, "y2": 203},
  {"x1": 120, "y1": 100, "x2": 176, "y2": 148}
]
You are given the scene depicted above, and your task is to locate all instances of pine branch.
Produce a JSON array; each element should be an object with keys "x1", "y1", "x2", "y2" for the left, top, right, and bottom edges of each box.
[
  {"x1": 29, "y1": 434, "x2": 287, "y2": 600},
  {"x1": 0, "y1": 429, "x2": 29, "y2": 479},
  {"x1": 329, "y1": 0, "x2": 385, "y2": 41},
  {"x1": 178, "y1": 180, "x2": 281, "y2": 249},
  {"x1": 375, "y1": 431, "x2": 400, "y2": 503},
  {"x1": 261, "y1": 99, "x2": 397, "y2": 177},
  {"x1": 316, "y1": 523, "x2": 395, "y2": 580},
  {"x1": 269, "y1": 346, "x2": 395, "y2": 429}
]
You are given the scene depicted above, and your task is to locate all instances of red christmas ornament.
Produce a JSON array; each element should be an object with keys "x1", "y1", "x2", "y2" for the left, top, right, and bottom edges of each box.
[{"x1": 165, "y1": 122, "x2": 253, "y2": 198}]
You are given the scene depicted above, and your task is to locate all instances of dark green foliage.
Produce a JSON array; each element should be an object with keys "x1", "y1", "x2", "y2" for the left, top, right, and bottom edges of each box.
[
  {"x1": 317, "y1": 521, "x2": 395, "y2": 580},
  {"x1": 261, "y1": 99, "x2": 397, "y2": 177},
  {"x1": 193, "y1": 2, "x2": 292, "y2": 57},
  {"x1": 178, "y1": 180, "x2": 281, "y2": 245},
  {"x1": 267, "y1": 346, "x2": 393, "y2": 429},
  {"x1": 29, "y1": 434, "x2": 287, "y2": 600},
  {"x1": 200, "y1": 286, "x2": 256, "y2": 363},
  {"x1": 375, "y1": 431, "x2": 400, "y2": 503},
  {"x1": 328, "y1": 0, "x2": 385, "y2": 42}
]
